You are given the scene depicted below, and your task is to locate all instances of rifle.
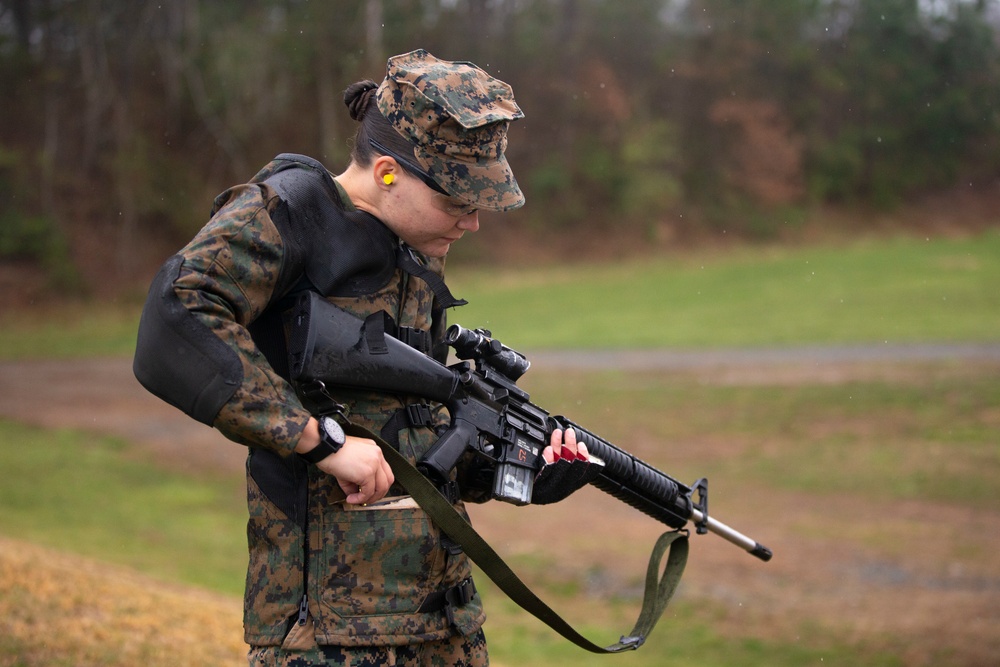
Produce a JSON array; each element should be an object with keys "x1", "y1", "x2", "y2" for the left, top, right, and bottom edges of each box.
[{"x1": 286, "y1": 292, "x2": 772, "y2": 562}]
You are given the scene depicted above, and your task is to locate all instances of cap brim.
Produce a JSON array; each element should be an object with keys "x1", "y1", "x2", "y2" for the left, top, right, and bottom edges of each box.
[{"x1": 416, "y1": 148, "x2": 524, "y2": 212}]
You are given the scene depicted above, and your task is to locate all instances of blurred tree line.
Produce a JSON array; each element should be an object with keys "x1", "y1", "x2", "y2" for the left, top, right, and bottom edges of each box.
[{"x1": 1, "y1": 0, "x2": 999, "y2": 294}]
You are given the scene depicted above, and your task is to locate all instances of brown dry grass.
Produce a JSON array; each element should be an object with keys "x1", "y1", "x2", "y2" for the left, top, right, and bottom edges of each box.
[{"x1": 0, "y1": 536, "x2": 245, "y2": 667}]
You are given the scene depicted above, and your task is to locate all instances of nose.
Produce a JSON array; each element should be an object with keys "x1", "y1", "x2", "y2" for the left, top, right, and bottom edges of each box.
[{"x1": 457, "y1": 210, "x2": 480, "y2": 232}]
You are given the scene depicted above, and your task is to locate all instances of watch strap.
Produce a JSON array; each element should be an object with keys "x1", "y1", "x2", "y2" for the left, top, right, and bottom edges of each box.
[
  {"x1": 297, "y1": 438, "x2": 339, "y2": 464},
  {"x1": 297, "y1": 417, "x2": 345, "y2": 464}
]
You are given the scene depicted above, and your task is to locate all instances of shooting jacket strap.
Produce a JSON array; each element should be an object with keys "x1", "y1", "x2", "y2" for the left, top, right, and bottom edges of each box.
[
  {"x1": 341, "y1": 422, "x2": 690, "y2": 654},
  {"x1": 380, "y1": 403, "x2": 437, "y2": 447},
  {"x1": 395, "y1": 246, "x2": 468, "y2": 310},
  {"x1": 364, "y1": 311, "x2": 434, "y2": 356}
]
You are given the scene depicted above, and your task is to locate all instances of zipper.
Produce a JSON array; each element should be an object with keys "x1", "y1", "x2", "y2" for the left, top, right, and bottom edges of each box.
[
  {"x1": 297, "y1": 592, "x2": 309, "y2": 626},
  {"x1": 298, "y1": 457, "x2": 310, "y2": 628},
  {"x1": 396, "y1": 243, "x2": 413, "y2": 323}
]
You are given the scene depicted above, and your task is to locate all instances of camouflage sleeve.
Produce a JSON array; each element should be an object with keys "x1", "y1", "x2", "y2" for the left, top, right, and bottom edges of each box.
[{"x1": 171, "y1": 183, "x2": 310, "y2": 454}]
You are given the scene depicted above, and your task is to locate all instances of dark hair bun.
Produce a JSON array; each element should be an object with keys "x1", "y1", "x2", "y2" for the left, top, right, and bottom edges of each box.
[{"x1": 343, "y1": 80, "x2": 379, "y2": 121}]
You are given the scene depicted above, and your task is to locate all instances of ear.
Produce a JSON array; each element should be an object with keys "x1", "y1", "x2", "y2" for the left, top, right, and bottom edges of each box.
[{"x1": 374, "y1": 156, "x2": 397, "y2": 191}]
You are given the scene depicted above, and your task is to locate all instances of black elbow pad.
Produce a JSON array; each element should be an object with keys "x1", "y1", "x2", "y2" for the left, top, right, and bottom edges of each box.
[{"x1": 133, "y1": 255, "x2": 243, "y2": 425}]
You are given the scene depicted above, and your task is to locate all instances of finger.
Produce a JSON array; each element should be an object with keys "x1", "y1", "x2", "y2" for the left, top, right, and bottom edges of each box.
[
  {"x1": 340, "y1": 480, "x2": 364, "y2": 505},
  {"x1": 577, "y1": 441, "x2": 590, "y2": 462},
  {"x1": 354, "y1": 478, "x2": 378, "y2": 505},
  {"x1": 372, "y1": 464, "x2": 392, "y2": 502},
  {"x1": 560, "y1": 427, "x2": 578, "y2": 460},
  {"x1": 381, "y1": 458, "x2": 395, "y2": 490},
  {"x1": 549, "y1": 428, "x2": 563, "y2": 447},
  {"x1": 547, "y1": 429, "x2": 563, "y2": 463}
]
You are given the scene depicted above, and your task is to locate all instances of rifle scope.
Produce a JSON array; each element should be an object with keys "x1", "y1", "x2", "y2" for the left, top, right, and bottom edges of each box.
[{"x1": 446, "y1": 324, "x2": 531, "y2": 381}]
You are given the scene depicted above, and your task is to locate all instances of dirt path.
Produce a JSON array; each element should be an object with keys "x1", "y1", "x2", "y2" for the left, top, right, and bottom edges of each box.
[
  {"x1": 0, "y1": 357, "x2": 245, "y2": 474},
  {"x1": 2, "y1": 352, "x2": 999, "y2": 665},
  {"x1": 4, "y1": 343, "x2": 998, "y2": 470}
]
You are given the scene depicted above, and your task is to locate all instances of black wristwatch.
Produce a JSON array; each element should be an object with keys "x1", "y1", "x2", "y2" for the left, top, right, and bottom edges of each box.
[{"x1": 298, "y1": 415, "x2": 346, "y2": 464}]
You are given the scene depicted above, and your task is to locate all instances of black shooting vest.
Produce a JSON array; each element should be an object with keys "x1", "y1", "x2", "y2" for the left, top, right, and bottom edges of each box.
[
  {"x1": 244, "y1": 153, "x2": 467, "y2": 520},
  {"x1": 242, "y1": 154, "x2": 482, "y2": 646},
  {"x1": 247, "y1": 153, "x2": 464, "y2": 378}
]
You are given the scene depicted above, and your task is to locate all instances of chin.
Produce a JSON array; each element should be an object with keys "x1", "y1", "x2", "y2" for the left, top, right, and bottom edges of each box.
[{"x1": 421, "y1": 243, "x2": 452, "y2": 258}]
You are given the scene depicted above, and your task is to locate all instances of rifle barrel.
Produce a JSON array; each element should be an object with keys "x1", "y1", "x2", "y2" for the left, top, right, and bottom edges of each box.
[
  {"x1": 689, "y1": 507, "x2": 773, "y2": 562},
  {"x1": 554, "y1": 417, "x2": 772, "y2": 562}
]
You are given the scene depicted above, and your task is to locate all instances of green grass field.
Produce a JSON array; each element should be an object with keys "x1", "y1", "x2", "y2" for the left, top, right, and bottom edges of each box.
[
  {"x1": 1, "y1": 231, "x2": 998, "y2": 665},
  {"x1": 0, "y1": 421, "x2": 248, "y2": 595},
  {"x1": 1, "y1": 231, "x2": 997, "y2": 360},
  {"x1": 450, "y1": 231, "x2": 1000, "y2": 348}
]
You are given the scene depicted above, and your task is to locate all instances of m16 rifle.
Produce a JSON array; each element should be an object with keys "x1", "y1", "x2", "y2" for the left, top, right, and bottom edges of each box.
[{"x1": 285, "y1": 292, "x2": 772, "y2": 562}]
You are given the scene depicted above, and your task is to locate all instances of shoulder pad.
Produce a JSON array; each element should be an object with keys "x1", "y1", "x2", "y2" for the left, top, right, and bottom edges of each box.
[
  {"x1": 261, "y1": 155, "x2": 399, "y2": 298},
  {"x1": 133, "y1": 255, "x2": 243, "y2": 424}
]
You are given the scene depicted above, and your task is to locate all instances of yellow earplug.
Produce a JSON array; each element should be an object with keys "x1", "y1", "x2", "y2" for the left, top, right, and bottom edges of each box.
[{"x1": 383, "y1": 173, "x2": 395, "y2": 185}]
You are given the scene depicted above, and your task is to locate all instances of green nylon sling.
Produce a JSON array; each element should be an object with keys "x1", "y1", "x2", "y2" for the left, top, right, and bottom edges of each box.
[{"x1": 344, "y1": 423, "x2": 690, "y2": 654}]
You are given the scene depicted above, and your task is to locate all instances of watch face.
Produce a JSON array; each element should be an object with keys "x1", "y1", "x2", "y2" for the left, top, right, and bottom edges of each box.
[{"x1": 320, "y1": 415, "x2": 345, "y2": 445}]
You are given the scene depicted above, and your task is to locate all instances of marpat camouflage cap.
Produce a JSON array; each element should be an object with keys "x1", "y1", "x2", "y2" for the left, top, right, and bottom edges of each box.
[{"x1": 376, "y1": 49, "x2": 525, "y2": 212}]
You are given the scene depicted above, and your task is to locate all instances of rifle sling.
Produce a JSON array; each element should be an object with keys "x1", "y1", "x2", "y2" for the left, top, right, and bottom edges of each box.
[{"x1": 342, "y1": 423, "x2": 689, "y2": 654}]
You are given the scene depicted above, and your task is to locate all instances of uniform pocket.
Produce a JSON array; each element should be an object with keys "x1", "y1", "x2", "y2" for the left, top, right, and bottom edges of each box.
[{"x1": 316, "y1": 503, "x2": 445, "y2": 618}]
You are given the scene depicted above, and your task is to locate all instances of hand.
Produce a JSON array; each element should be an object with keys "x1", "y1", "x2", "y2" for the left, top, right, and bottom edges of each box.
[
  {"x1": 295, "y1": 418, "x2": 394, "y2": 505},
  {"x1": 542, "y1": 427, "x2": 589, "y2": 465},
  {"x1": 316, "y1": 436, "x2": 395, "y2": 505},
  {"x1": 532, "y1": 426, "x2": 601, "y2": 505}
]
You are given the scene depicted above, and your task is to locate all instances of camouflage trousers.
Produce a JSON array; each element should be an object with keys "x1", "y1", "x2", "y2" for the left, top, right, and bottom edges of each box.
[{"x1": 247, "y1": 629, "x2": 489, "y2": 666}]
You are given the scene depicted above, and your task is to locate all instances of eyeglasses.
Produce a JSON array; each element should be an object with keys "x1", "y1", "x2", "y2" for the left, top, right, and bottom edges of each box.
[{"x1": 368, "y1": 138, "x2": 450, "y2": 196}]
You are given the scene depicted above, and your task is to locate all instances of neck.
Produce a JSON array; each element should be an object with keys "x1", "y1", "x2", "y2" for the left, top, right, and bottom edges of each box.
[{"x1": 334, "y1": 163, "x2": 379, "y2": 216}]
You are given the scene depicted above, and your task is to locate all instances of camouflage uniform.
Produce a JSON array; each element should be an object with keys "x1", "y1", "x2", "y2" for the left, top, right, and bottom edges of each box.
[
  {"x1": 247, "y1": 628, "x2": 488, "y2": 666},
  {"x1": 134, "y1": 49, "x2": 525, "y2": 664},
  {"x1": 171, "y1": 155, "x2": 484, "y2": 643}
]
